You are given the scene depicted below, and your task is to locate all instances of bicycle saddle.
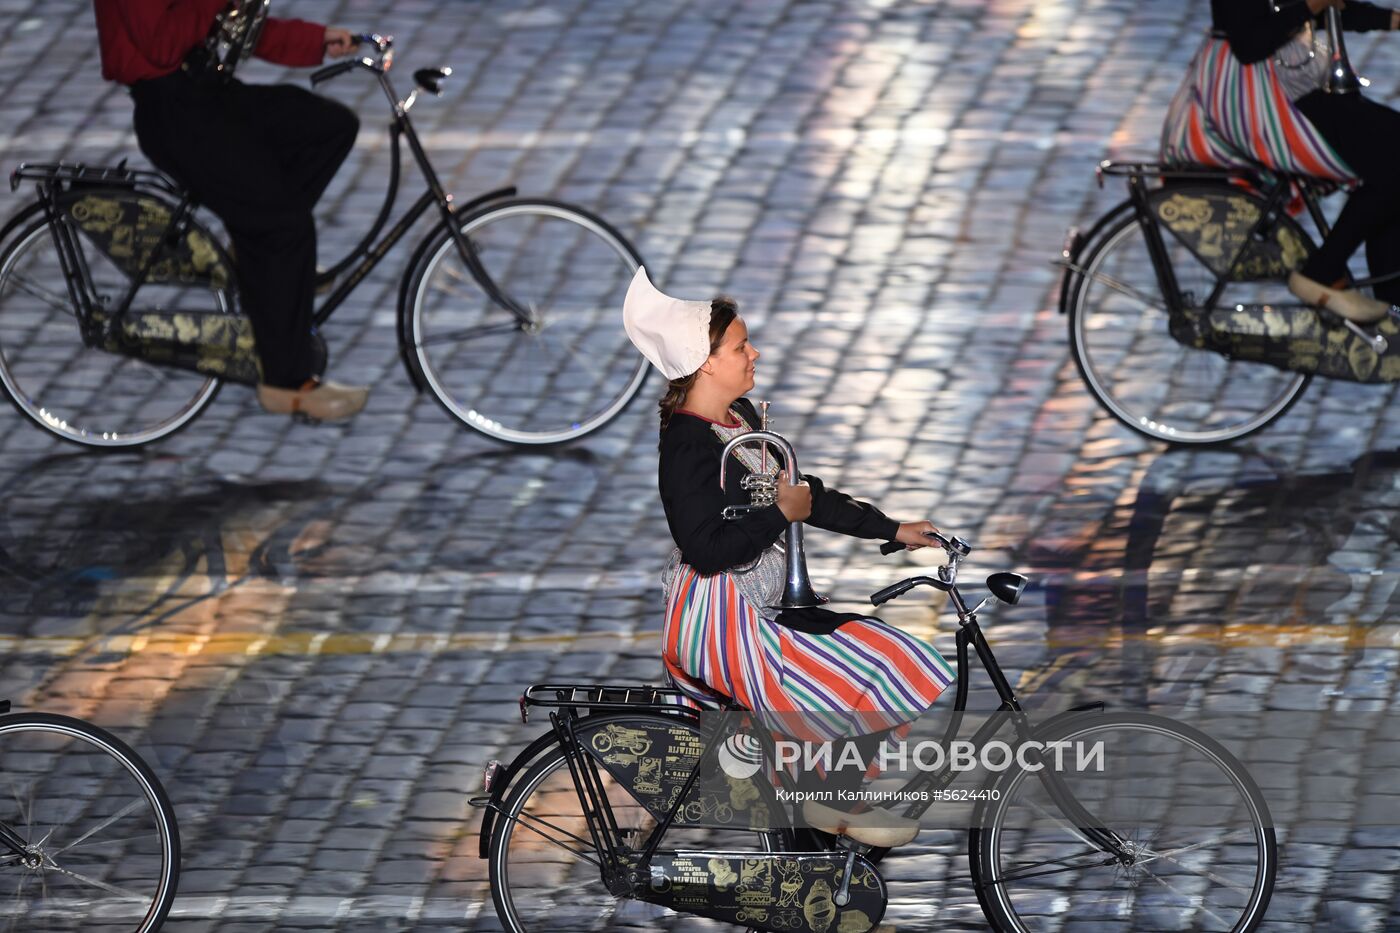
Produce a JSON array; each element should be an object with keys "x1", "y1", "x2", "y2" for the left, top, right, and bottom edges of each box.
[{"x1": 772, "y1": 607, "x2": 872, "y2": 635}]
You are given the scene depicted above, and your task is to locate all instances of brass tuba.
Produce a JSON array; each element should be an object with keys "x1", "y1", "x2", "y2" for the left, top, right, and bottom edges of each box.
[
  {"x1": 201, "y1": 0, "x2": 272, "y2": 80},
  {"x1": 1324, "y1": 6, "x2": 1362, "y2": 94},
  {"x1": 718, "y1": 429, "x2": 828, "y2": 610}
]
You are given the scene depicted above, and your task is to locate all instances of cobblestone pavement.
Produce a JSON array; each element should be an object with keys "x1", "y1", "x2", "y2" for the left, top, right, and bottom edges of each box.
[{"x1": 2, "y1": 0, "x2": 1400, "y2": 929}]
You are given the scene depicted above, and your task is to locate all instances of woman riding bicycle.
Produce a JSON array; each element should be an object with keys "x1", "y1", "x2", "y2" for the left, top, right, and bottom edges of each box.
[
  {"x1": 1163, "y1": 0, "x2": 1400, "y2": 324},
  {"x1": 94, "y1": 0, "x2": 369, "y2": 421},
  {"x1": 622, "y1": 267, "x2": 955, "y2": 848}
]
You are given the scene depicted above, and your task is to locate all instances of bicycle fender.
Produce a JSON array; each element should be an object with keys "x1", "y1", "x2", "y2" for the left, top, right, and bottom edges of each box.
[
  {"x1": 0, "y1": 200, "x2": 46, "y2": 250},
  {"x1": 394, "y1": 239, "x2": 430, "y2": 393},
  {"x1": 476, "y1": 728, "x2": 567, "y2": 859},
  {"x1": 1057, "y1": 199, "x2": 1135, "y2": 314}
]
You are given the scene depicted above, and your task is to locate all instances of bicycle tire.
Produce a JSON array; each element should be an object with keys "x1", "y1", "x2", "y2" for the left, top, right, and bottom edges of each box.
[
  {"x1": 487, "y1": 712, "x2": 784, "y2": 933},
  {"x1": 0, "y1": 212, "x2": 223, "y2": 449},
  {"x1": 1067, "y1": 211, "x2": 1309, "y2": 446},
  {"x1": 406, "y1": 198, "x2": 648, "y2": 446},
  {"x1": 0, "y1": 711, "x2": 180, "y2": 932},
  {"x1": 969, "y1": 710, "x2": 1276, "y2": 933}
]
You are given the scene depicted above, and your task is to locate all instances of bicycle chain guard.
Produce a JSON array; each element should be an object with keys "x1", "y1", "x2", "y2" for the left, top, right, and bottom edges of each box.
[{"x1": 636, "y1": 850, "x2": 885, "y2": 933}]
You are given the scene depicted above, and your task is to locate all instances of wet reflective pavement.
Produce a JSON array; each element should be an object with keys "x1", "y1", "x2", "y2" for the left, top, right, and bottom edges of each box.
[{"x1": 2, "y1": 0, "x2": 1400, "y2": 929}]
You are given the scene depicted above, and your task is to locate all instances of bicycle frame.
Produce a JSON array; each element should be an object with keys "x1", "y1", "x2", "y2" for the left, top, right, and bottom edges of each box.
[{"x1": 307, "y1": 43, "x2": 529, "y2": 330}]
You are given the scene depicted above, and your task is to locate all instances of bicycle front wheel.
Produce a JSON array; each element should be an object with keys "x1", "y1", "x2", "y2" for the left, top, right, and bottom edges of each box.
[
  {"x1": 0, "y1": 711, "x2": 180, "y2": 932},
  {"x1": 0, "y1": 214, "x2": 223, "y2": 449},
  {"x1": 970, "y1": 711, "x2": 1276, "y2": 933},
  {"x1": 1068, "y1": 214, "x2": 1309, "y2": 445},
  {"x1": 407, "y1": 198, "x2": 647, "y2": 446}
]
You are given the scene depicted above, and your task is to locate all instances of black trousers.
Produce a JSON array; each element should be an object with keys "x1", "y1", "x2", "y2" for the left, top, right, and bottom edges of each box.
[
  {"x1": 129, "y1": 71, "x2": 358, "y2": 387},
  {"x1": 1296, "y1": 90, "x2": 1400, "y2": 304}
]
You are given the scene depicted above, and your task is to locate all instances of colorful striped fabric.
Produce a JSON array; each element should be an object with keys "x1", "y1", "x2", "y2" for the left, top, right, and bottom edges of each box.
[
  {"x1": 1161, "y1": 34, "x2": 1355, "y2": 184},
  {"x1": 662, "y1": 562, "x2": 955, "y2": 745}
]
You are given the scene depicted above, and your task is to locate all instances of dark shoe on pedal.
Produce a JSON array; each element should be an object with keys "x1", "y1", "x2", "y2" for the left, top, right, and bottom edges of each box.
[
  {"x1": 1288, "y1": 271, "x2": 1390, "y2": 324},
  {"x1": 802, "y1": 800, "x2": 918, "y2": 848},
  {"x1": 256, "y1": 378, "x2": 369, "y2": 422}
]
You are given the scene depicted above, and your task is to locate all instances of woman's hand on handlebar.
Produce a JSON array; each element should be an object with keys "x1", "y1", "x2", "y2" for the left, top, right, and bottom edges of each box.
[
  {"x1": 894, "y1": 520, "x2": 941, "y2": 550},
  {"x1": 775, "y1": 471, "x2": 812, "y2": 522},
  {"x1": 324, "y1": 27, "x2": 358, "y2": 58}
]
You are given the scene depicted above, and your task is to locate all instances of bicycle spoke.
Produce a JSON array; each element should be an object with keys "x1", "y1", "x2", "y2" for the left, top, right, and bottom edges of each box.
[
  {"x1": 1140, "y1": 865, "x2": 1234, "y2": 928},
  {"x1": 1023, "y1": 793, "x2": 1111, "y2": 856},
  {"x1": 502, "y1": 808, "x2": 603, "y2": 867},
  {"x1": 44, "y1": 862, "x2": 152, "y2": 901},
  {"x1": 54, "y1": 831, "x2": 163, "y2": 853},
  {"x1": 7, "y1": 272, "x2": 75, "y2": 315},
  {"x1": 1079, "y1": 265, "x2": 1163, "y2": 309},
  {"x1": 1137, "y1": 827, "x2": 1253, "y2": 864},
  {"x1": 1146, "y1": 847, "x2": 1257, "y2": 896},
  {"x1": 998, "y1": 846, "x2": 1120, "y2": 882},
  {"x1": 50, "y1": 799, "x2": 142, "y2": 857},
  {"x1": 412, "y1": 320, "x2": 523, "y2": 347}
]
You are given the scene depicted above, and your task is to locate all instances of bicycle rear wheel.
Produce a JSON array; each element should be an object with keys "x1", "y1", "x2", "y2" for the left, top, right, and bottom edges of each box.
[
  {"x1": 0, "y1": 711, "x2": 180, "y2": 932},
  {"x1": 407, "y1": 198, "x2": 647, "y2": 446},
  {"x1": 487, "y1": 715, "x2": 784, "y2": 932},
  {"x1": 970, "y1": 711, "x2": 1276, "y2": 933},
  {"x1": 0, "y1": 215, "x2": 224, "y2": 449},
  {"x1": 1068, "y1": 214, "x2": 1309, "y2": 445}
]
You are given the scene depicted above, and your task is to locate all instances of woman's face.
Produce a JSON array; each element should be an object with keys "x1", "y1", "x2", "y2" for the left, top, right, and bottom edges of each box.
[{"x1": 701, "y1": 315, "x2": 759, "y2": 399}]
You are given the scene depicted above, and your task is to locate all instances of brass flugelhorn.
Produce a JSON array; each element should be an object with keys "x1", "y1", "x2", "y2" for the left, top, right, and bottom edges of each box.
[
  {"x1": 201, "y1": 0, "x2": 272, "y2": 80},
  {"x1": 718, "y1": 430, "x2": 829, "y2": 610},
  {"x1": 1324, "y1": 6, "x2": 1362, "y2": 94}
]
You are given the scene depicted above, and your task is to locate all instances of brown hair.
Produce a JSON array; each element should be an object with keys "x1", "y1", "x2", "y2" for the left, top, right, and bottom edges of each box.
[{"x1": 658, "y1": 297, "x2": 739, "y2": 434}]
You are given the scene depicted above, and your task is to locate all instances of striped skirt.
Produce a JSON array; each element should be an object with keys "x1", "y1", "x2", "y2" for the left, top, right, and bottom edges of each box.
[
  {"x1": 662, "y1": 562, "x2": 955, "y2": 744},
  {"x1": 1161, "y1": 34, "x2": 1355, "y2": 184}
]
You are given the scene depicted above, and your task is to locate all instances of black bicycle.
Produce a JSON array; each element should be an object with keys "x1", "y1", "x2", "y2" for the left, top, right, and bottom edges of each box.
[
  {"x1": 0, "y1": 34, "x2": 647, "y2": 449},
  {"x1": 0, "y1": 699, "x2": 180, "y2": 932},
  {"x1": 472, "y1": 532, "x2": 1278, "y2": 932},
  {"x1": 1059, "y1": 160, "x2": 1400, "y2": 445}
]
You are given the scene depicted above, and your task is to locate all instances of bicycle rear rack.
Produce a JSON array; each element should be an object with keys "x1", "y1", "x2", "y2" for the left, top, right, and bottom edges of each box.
[
  {"x1": 10, "y1": 160, "x2": 182, "y2": 197},
  {"x1": 1094, "y1": 159, "x2": 1327, "y2": 191},
  {"x1": 519, "y1": 683, "x2": 694, "y2": 723}
]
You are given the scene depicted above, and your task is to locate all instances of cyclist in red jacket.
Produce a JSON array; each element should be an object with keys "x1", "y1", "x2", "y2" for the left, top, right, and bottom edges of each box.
[{"x1": 93, "y1": 1, "x2": 369, "y2": 421}]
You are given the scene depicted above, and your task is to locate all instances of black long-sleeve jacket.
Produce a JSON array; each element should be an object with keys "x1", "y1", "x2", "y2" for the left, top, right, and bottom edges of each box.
[
  {"x1": 1212, "y1": 0, "x2": 1392, "y2": 64},
  {"x1": 658, "y1": 398, "x2": 899, "y2": 576}
]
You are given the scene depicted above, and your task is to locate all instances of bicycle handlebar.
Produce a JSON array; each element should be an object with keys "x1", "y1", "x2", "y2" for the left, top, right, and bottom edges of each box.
[
  {"x1": 872, "y1": 530, "x2": 972, "y2": 604},
  {"x1": 310, "y1": 60, "x2": 356, "y2": 87},
  {"x1": 310, "y1": 33, "x2": 393, "y2": 87},
  {"x1": 879, "y1": 530, "x2": 971, "y2": 557},
  {"x1": 870, "y1": 575, "x2": 947, "y2": 606}
]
